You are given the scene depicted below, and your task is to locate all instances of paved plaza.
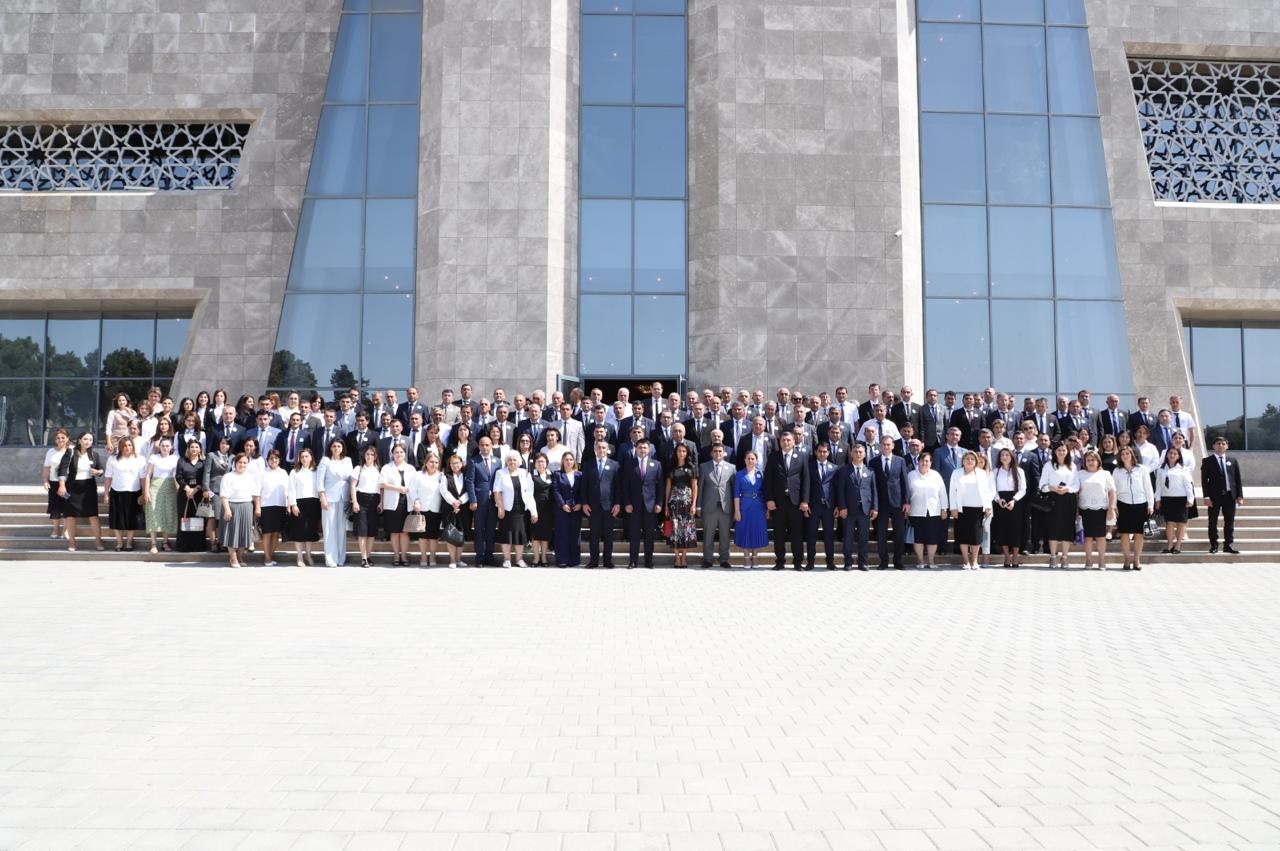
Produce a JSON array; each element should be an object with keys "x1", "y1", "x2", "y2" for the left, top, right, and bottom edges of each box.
[{"x1": 2, "y1": 561, "x2": 1280, "y2": 851}]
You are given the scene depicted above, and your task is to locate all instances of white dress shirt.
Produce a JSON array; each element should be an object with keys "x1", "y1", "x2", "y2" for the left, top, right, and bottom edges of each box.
[
  {"x1": 1154, "y1": 465, "x2": 1196, "y2": 501},
  {"x1": 259, "y1": 467, "x2": 289, "y2": 508},
  {"x1": 1076, "y1": 469, "x2": 1116, "y2": 510},
  {"x1": 409, "y1": 470, "x2": 445, "y2": 513},
  {"x1": 949, "y1": 469, "x2": 995, "y2": 509},
  {"x1": 906, "y1": 469, "x2": 948, "y2": 517},
  {"x1": 1113, "y1": 465, "x2": 1154, "y2": 511},
  {"x1": 106, "y1": 455, "x2": 146, "y2": 491},
  {"x1": 1038, "y1": 464, "x2": 1080, "y2": 493}
]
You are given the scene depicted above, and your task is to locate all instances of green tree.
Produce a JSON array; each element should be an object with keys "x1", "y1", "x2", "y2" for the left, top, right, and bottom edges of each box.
[
  {"x1": 329, "y1": 363, "x2": 367, "y2": 391},
  {"x1": 269, "y1": 349, "x2": 317, "y2": 389},
  {"x1": 101, "y1": 347, "x2": 152, "y2": 378}
]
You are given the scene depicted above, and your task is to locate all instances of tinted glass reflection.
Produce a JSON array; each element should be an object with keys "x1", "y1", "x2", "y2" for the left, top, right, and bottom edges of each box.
[
  {"x1": 274, "y1": 294, "x2": 362, "y2": 388},
  {"x1": 0, "y1": 379, "x2": 43, "y2": 446},
  {"x1": 983, "y1": 25, "x2": 1046, "y2": 112},
  {"x1": 580, "y1": 200, "x2": 632, "y2": 292},
  {"x1": 635, "y1": 16, "x2": 686, "y2": 105},
  {"x1": 1195, "y1": 385, "x2": 1245, "y2": 447},
  {"x1": 1055, "y1": 300, "x2": 1134, "y2": 393},
  {"x1": 583, "y1": 0, "x2": 633, "y2": 10},
  {"x1": 367, "y1": 105, "x2": 418, "y2": 196},
  {"x1": 988, "y1": 206, "x2": 1052, "y2": 297},
  {"x1": 1243, "y1": 327, "x2": 1280, "y2": 383},
  {"x1": 369, "y1": 14, "x2": 420, "y2": 101},
  {"x1": 306, "y1": 106, "x2": 366, "y2": 196},
  {"x1": 636, "y1": 0, "x2": 685, "y2": 11},
  {"x1": 923, "y1": 205, "x2": 987, "y2": 298},
  {"x1": 582, "y1": 16, "x2": 633, "y2": 103},
  {"x1": 986, "y1": 115, "x2": 1049, "y2": 203},
  {"x1": 918, "y1": 24, "x2": 982, "y2": 111},
  {"x1": 287, "y1": 200, "x2": 364, "y2": 291},
  {"x1": 0, "y1": 317, "x2": 45, "y2": 376},
  {"x1": 580, "y1": 295, "x2": 632, "y2": 375},
  {"x1": 982, "y1": 0, "x2": 1042, "y2": 22},
  {"x1": 1047, "y1": 28, "x2": 1098, "y2": 114},
  {"x1": 634, "y1": 107, "x2": 686, "y2": 197},
  {"x1": 991, "y1": 300, "x2": 1053, "y2": 390},
  {"x1": 100, "y1": 318, "x2": 154, "y2": 377},
  {"x1": 46, "y1": 319, "x2": 99, "y2": 378},
  {"x1": 45, "y1": 380, "x2": 98, "y2": 435},
  {"x1": 1046, "y1": 0, "x2": 1087, "y2": 25},
  {"x1": 581, "y1": 107, "x2": 633, "y2": 196},
  {"x1": 633, "y1": 295, "x2": 685, "y2": 374},
  {"x1": 364, "y1": 199, "x2": 416, "y2": 290},
  {"x1": 1245, "y1": 386, "x2": 1280, "y2": 450},
  {"x1": 921, "y1": 113, "x2": 985, "y2": 203},
  {"x1": 918, "y1": 0, "x2": 979, "y2": 20},
  {"x1": 154, "y1": 318, "x2": 189, "y2": 375},
  {"x1": 326, "y1": 15, "x2": 369, "y2": 102},
  {"x1": 361, "y1": 294, "x2": 414, "y2": 388},
  {"x1": 1190, "y1": 326, "x2": 1243, "y2": 385},
  {"x1": 1052, "y1": 208, "x2": 1121, "y2": 298},
  {"x1": 925, "y1": 298, "x2": 990, "y2": 391},
  {"x1": 634, "y1": 201, "x2": 685, "y2": 292},
  {"x1": 1050, "y1": 116, "x2": 1110, "y2": 205}
]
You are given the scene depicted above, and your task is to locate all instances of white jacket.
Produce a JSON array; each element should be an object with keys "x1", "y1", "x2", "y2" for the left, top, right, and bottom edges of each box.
[
  {"x1": 409, "y1": 470, "x2": 445, "y2": 513},
  {"x1": 493, "y1": 467, "x2": 536, "y2": 516}
]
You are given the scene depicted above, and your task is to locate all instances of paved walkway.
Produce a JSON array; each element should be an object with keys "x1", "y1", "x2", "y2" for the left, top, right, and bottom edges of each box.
[{"x1": 2, "y1": 561, "x2": 1279, "y2": 851}]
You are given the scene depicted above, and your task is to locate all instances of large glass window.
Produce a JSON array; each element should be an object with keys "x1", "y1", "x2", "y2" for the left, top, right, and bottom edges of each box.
[
  {"x1": 274, "y1": 3, "x2": 421, "y2": 397},
  {"x1": 917, "y1": 0, "x2": 1133, "y2": 397},
  {"x1": 0, "y1": 314, "x2": 189, "y2": 447},
  {"x1": 1187, "y1": 323, "x2": 1280, "y2": 450},
  {"x1": 579, "y1": 1, "x2": 687, "y2": 378}
]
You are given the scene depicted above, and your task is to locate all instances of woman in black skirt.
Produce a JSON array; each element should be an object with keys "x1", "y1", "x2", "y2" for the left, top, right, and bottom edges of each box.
[
  {"x1": 286, "y1": 447, "x2": 322, "y2": 566},
  {"x1": 352, "y1": 445, "x2": 384, "y2": 567},
  {"x1": 57, "y1": 431, "x2": 105, "y2": 552},
  {"x1": 379, "y1": 443, "x2": 414, "y2": 566},
  {"x1": 494, "y1": 453, "x2": 536, "y2": 567},
  {"x1": 441, "y1": 453, "x2": 471, "y2": 568},
  {"x1": 42, "y1": 428, "x2": 70, "y2": 540},
  {"x1": 947, "y1": 451, "x2": 994, "y2": 570},
  {"x1": 991, "y1": 448, "x2": 1027, "y2": 568},
  {"x1": 528, "y1": 453, "x2": 555, "y2": 566},
  {"x1": 256, "y1": 450, "x2": 290, "y2": 566},
  {"x1": 1037, "y1": 443, "x2": 1080, "y2": 568},
  {"x1": 174, "y1": 438, "x2": 208, "y2": 552},
  {"x1": 1112, "y1": 446, "x2": 1154, "y2": 570},
  {"x1": 409, "y1": 452, "x2": 445, "y2": 566},
  {"x1": 1154, "y1": 446, "x2": 1195, "y2": 555},
  {"x1": 103, "y1": 436, "x2": 146, "y2": 551}
]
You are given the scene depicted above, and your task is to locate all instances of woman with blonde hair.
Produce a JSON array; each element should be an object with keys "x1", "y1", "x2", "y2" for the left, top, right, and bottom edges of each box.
[{"x1": 103, "y1": 436, "x2": 145, "y2": 552}]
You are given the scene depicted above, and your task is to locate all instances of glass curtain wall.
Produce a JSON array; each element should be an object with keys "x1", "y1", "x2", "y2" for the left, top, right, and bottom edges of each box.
[
  {"x1": 916, "y1": 0, "x2": 1134, "y2": 399},
  {"x1": 272, "y1": 0, "x2": 421, "y2": 398},
  {"x1": 578, "y1": 0, "x2": 688, "y2": 378},
  {"x1": 1185, "y1": 323, "x2": 1280, "y2": 450},
  {"x1": 0, "y1": 314, "x2": 189, "y2": 446}
]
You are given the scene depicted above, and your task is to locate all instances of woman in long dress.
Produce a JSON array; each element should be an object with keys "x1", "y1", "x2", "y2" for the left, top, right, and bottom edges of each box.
[
  {"x1": 528, "y1": 453, "x2": 556, "y2": 566},
  {"x1": 174, "y1": 438, "x2": 208, "y2": 552},
  {"x1": 142, "y1": 436, "x2": 179, "y2": 553},
  {"x1": 42, "y1": 428, "x2": 70, "y2": 540},
  {"x1": 665, "y1": 443, "x2": 699, "y2": 568},
  {"x1": 285, "y1": 447, "x2": 322, "y2": 566},
  {"x1": 733, "y1": 450, "x2": 769, "y2": 568},
  {"x1": 551, "y1": 453, "x2": 584, "y2": 567}
]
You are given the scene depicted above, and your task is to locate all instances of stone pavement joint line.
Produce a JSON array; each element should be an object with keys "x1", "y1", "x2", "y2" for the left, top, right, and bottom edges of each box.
[{"x1": 2, "y1": 562, "x2": 1280, "y2": 851}]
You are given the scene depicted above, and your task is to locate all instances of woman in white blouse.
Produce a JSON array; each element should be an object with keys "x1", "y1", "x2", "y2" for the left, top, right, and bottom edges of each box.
[
  {"x1": 219, "y1": 453, "x2": 261, "y2": 568},
  {"x1": 991, "y1": 447, "x2": 1027, "y2": 568},
  {"x1": 103, "y1": 436, "x2": 146, "y2": 552},
  {"x1": 1038, "y1": 443, "x2": 1080, "y2": 568},
  {"x1": 141, "y1": 436, "x2": 179, "y2": 553},
  {"x1": 1112, "y1": 445, "x2": 1155, "y2": 571},
  {"x1": 317, "y1": 437, "x2": 355, "y2": 567},
  {"x1": 257, "y1": 450, "x2": 290, "y2": 566},
  {"x1": 539, "y1": 427, "x2": 569, "y2": 472},
  {"x1": 1076, "y1": 450, "x2": 1117, "y2": 569},
  {"x1": 409, "y1": 452, "x2": 445, "y2": 567},
  {"x1": 904, "y1": 451, "x2": 948, "y2": 569},
  {"x1": 285, "y1": 447, "x2": 322, "y2": 567},
  {"x1": 351, "y1": 445, "x2": 384, "y2": 568},
  {"x1": 493, "y1": 453, "x2": 537, "y2": 567},
  {"x1": 974, "y1": 452, "x2": 994, "y2": 567},
  {"x1": 136, "y1": 400, "x2": 158, "y2": 446},
  {"x1": 379, "y1": 443, "x2": 415, "y2": 567},
  {"x1": 948, "y1": 451, "x2": 995, "y2": 570},
  {"x1": 103, "y1": 392, "x2": 136, "y2": 454},
  {"x1": 41, "y1": 427, "x2": 70, "y2": 540},
  {"x1": 1154, "y1": 446, "x2": 1196, "y2": 555}
]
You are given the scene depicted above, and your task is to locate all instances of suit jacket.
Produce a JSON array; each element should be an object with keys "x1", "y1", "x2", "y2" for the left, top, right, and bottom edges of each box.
[
  {"x1": 857, "y1": 399, "x2": 878, "y2": 426},
  {"x1": 57, "y1": 449, "x2": 105, "y2": 481},
  {"x1": 455, "y1": 399, "x2": 481, "y2": 420},
  {"x1": 889, "y1": 400, "x2": 921, "y2": 433},
  {"x1": 274, "y1": 427, "x2": 311, "y2": 466},
  {"x1": 817, "y1": 420, "x2": 854, "y2": 450},
  {"x1": 434, "y1": 403, "x2": 461, "y2": 426},
  {"x1": 871, "y1": 452, "x2": 909, "y2": 509},
  {"x1": 783, "y1": 421, "x2": 817, "y2": 454},
  {"x1": 368, "y1": 405, "x2": 394, "y2": 429},
  {"x1": 583, "y1": 455, "x2": 622, "y2": 511},
  {"x1": 1092, "y1": 408, "x2": 1130, "y2": 439},
  {"x1": 698, "y1": 459, "x2": 736, "y2": 512},
  {"x1": 250, "y1": 426, "x2": 282, "y2": 457},
  {"x1": 825, "y1": 443, "x2": 849, "y2": 467},
  {"x1": 465, "y1": 454, "x2": 502, "y2": 505},
  {"x1": 949, "y1": 408, "x2": 985, "y2": 450},
  {"x1": 764, "y1": 449, "x2": 810, "y2": 506},
  {"x1": 557, "y1": 417, "x2": 586, "y2": 460},
  {"x1": 210, "y1": 422, "x2": 245, "y2": 452},
  {"x1": 1150, "y1": 424, "x2": 1178, "y2": 454},
  {"x1": 689, "y1": 416, "x2": 719, "y2": 451},
  {"x1": 734, "y1": 432, "x2": 775, "y2": 471},
  {"x1": 345, "y1": 428, "x2": 379, "y2": 462},
  {"x1": 376, "y1": 434, "x2": 409, "y2": 466},
  {"x1": 1201, "y1": 454, "x2": 1243, "y2": 501},
  {"x1": 1023, "y1": 411, "x2": 1054, "y2": 437},
  {"x1": 615, "y1": 440, "x2": 642, "y2": 470},
  {"x1": 1127, "y1": 409, "x2": 1158, "y2": 437},
  {"x1": 833, "y1": 463, "x2": 878, "y2": 516},
  {"x1": 515, "y1": 418, "x2": 551, "y2": 452},
  {"x1": 617, "y1": 415, "x2": 654, "y2": 442},
  {"x1": 551, "y1": 469, "x2": 584, "y2": 511},
  {"x1": 642, "y1": 396, "x2": 666, "y2": 420},
  {"x1": 623, "y1": 455, "x2": 664, "y2": 512},
  {"x1": 808, "y1": 456, "x2": 840, "y2": 509},
  {"x1": 394, "y1": 400, "x2": 429, "y2": 429},
  {"x1": 720, "y1": 416, "x2": 753, "y2": 449},
  {"x1": 932, "y1": 444, "x2": 965, "y2": 488},
  {"x1": 984, "y1": 409, "x2": 1020, "y2": 434},
  {"x1": 584, "y1": 420, "x2": 618, "y2": 448},
  {"x1": 309, "y1": 425, "x2": 342, "y2": 460}
]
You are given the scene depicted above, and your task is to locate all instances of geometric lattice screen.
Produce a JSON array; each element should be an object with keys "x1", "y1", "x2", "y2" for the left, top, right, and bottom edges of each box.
[
  {"x1": 0, "y1": 123, "x2": 250, "y2": 192},
  {"x1": 1129, "y1": 58, "x2": 1280, "y2": 203}
]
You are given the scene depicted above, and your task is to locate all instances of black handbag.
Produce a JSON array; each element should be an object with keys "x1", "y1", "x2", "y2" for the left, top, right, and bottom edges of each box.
[{"x1": 441, "y1": 516, "x2": 465, "y2": 547}]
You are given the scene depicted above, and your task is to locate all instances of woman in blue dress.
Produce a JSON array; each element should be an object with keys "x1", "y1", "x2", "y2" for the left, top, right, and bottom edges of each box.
[
  {"x1": 551, "y1": 452, "x2": 584, "y2": 567},
  {"x1": 733, "y1": 450, "x2": 769, "y2": 568}
]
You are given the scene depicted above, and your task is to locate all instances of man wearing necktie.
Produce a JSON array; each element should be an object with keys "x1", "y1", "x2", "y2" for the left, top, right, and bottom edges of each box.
[
  {"x1": 696, "y1": 444, "x2": 735, "y2": 568},
  {"x1": 276, "y1": 412, "x2": 306, "y2": 472},
  {"x1": 835, "y1": 444, "x2": 878, "y2": 570},
  {"x1": 466, "y1": 436, "x2": 500, "y2": 566},
  {"x1": 624, "y1": 440, "x2": 662, "y2": 568},
  {"x1": 765, "y1": 432, "x2": 810, "y2": 571},
  {"x1": 1202, "y1": 436, "x2": 1244, "y2": 554},
  {"x1": 804, "y1": 442, "x2": 838, "y2": 570}
]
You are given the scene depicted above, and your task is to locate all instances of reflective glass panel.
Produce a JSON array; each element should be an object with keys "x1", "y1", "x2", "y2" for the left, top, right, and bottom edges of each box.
[
  {"x1": 1245, "y1": 386, "x2": 1280, "y2": 450},
  {"x1": 0, "y1": 379, "x2": 43, "y2": 446},
  {"x1": 1050, "y1": 116, "x2": 1110, "y2": 205},
  {"x1": 581, "y1": 106, "x2": 633, "y2": 196},
  {"x1": 634, "y1": 107, "x2": 686, "y2": 197},
  {"x1": 1195, "y1": 385, "x2": 1244, "y2": 448},
  {"x1": 45, "y1": 380, "x2": 98, "y2": 436},
  {"x1": 0, "y1": 316, "x2": 45, "y2": 377},
  {"x1": 982, "y1": 0, "x2": 1043, "y2": 22},
  {"x1": 100, "y1": 379, "x2": 150, "y2": 428},
  {"x1": 1190, "y1": 326, "x2": 1243, "y2": 384},
  {"x1": 580, "y1": 200, "x2": 632, "y2": 292},
  {"x1": 986, "y1": 115, "x2": 1049, "y2": 203},
  {"x1": 273, "y1": 294, "x2": 362, "y2": 389},
  {"x1": 925, "y1": 298, "x2": 990, "y2": 391},
  {"x1": 1055, "y1": 301, "x2": 1135, "y2": 393},
  {"x1": 921, "y1": 113, "x2": 985, "y2": 203},
  {"x1": 361, "y1": 294, "x2": 414, "y2": 388},
  {"x1": 287, "y1": 200, "x2": 363, "y2": 291},
  {"x1": 100, "y1": 317, "x2": 153, "y2": 377},
  {"x1": 991, "y1": 300, "x2": 1054, "y2": 390},
  {"x1": 983, "y1": 25, "x2": 1046, "y2": 112},
  {"x1": 1052, "y1": 208, "x2": 1121, "y2": 298},
  {"x1": 1243, "y1": 326, "x2": 1280, "y2": 384},
  {"x1": 636, "y1": 0, "x2": 685, "y2": 11},
  {"x1": 366, "y1": 105, "x2": 418, "y2": 196},
  {"x1": 584, "y1": 0, "x2": 633, "y2": 9},
  {"x1": 46, "y1": 318, "x2": 99, "y2": 378},
  {"x1": 989, "y1": 206, "x2": 1052, "y2": 297},
  {"x1": 369, "y1": 14, "x2": 420, "y2": 101},
  {"x1": 154, "y1": 317, "x2": 189, "y2": 375},
  {"x1": 923, "y1": 205, "x2": 987, "y2": 298},
  {"x1": 918, "y1": 0, "x2": 980, "y2": 21},
  {"x1": 369, "y1": 0, "x2": 420, "y2": 9},
  {"x1": 364, "y1": 199, "x2": 416, "y2": 291},
  {"x1": 306, "y1": 106, "x2": 366, "y2": 196},
  {"x1": 1047, "y1": 27, "x2": 1098, "y2": 114},
  {"x1": 918, "y1": 24, "x2": 983, "y2": 111},
  {"x1": 633, "y1": 295, "x2": 686, "y2": 374},
  {"x1": 581, "y1": 16, "x2": 633, "y2": 104},
  {"x1": 636, "y1": 17, "x2": 686, "y2": 105},
  {"x1": 1046, "y1": 0, "x2": 1086, "y2": 25},
  {"x1": 634, "y1": 201, "x2": 685, "y2": 292},
  {"x1": 580, "y1": 295, "x2": 632, "y2": 375},
  {"x1": 326, "y1": 15, "x2": 369, "y2": 102}
]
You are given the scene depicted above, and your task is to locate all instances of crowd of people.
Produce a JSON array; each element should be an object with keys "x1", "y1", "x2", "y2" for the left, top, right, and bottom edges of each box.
[{"x1": 41, "y1": 381, "x2": 1248, "y2": 571}]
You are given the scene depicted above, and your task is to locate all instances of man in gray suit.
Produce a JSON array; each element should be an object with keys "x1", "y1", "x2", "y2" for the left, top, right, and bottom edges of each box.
[
  {"x1": 834, "y1": 443, "x2": 878, "y2": 570},
  {"x1": 697, "y1": 444, "x2": 735, "y2": 568},
  {"x1": 556, "y1": 402, "x2": 586, "y2": 460}
]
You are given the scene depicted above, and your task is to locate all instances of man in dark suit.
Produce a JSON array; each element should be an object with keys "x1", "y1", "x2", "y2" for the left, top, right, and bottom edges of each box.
[
  {"x1": 857, "y1": 382, "x2": 881, "y2": 427},
  {"x1": 697, "y1": 444, "x2": 735, "y2": 569},
  {"x1": 345, "y1": 412, "x2": 378, "y2": 462},
  {"x1": 587, "y1": 406, "x2": 618, "y2": 448},
  {"x1": 932, "y1": 427, "x2": 965, "y2": 488},
  {"x1": 515, "y1": 404, "x2": 550, "y2": 451},
  {"x1": 688, "y1": 403, "x2": 718, "y2": 461},
  {"x1": 949, "y1": 396, "x2": 985, "y2": 450},
  {"x1": 835, "y1": 443, "x2": 878, "y2": 570},
  {"x1": 649, "y1": 410, "x2": 677, "y2": 460},
  {"x1": 466, "y1": 437, "x2": 501, "y2": 566},
  {"x1": 1150, "y1": 410, "x2": 1178, "y2": 455},
  {"x1": 889, "y1": 386, "x2": 921, "y2": 434},
  {"x1": 642, "y1": 381, "x2": 666, "y2": 420},
  {"x1": 375, "y1": 418, "x2": 408, "y2": 466},
  {"x1": 765, "y1": 431, "x2": 810, "y2": 571},
  {"x1": 822, "y1": 423, "x2": 850, "y2": 466},
  {"x1": 1128, "y1": 396, "x2": 1157, "y2": 439},
  {"x1": 274, "y1": 412, "x2": 310, "y2": 472},
  {"x1": 211, "y1": 405, "x2": 246, "y2": 453},
  {"x1": 1091, "y1": 394, "x2": 1129, "y2": 440},
  {"x1": 1022, "y1": 431, "x2": 1053, "y2": 554},
  {"x1": 984, "y1": 394, "x2": 1020, "y2": 435},
  {"x1": 583, "y1": 439, "x2": 622, "y2": 568},
  {"x1": 805, "y1": 442, "x2": 840, "y2": 570},
  {"x1": 615, "y1": 425, "x2": 646, "y2": 469},
  {"x1": 1202, "y1": 436, "x2": 1244, "y2": 554},
  {"x1": 917, "y1": 388, "x2": 947, "y2": 452},
  {"x1": 623, "y1": 440, "x2": 663, "y2": 568},
  {"x1": 455, "y1": 382, "x2": 482, "y2": 420},
  {"x1": 618, "y1": 402, "x2": 654, "y2": 446},
  {"x1": 394, "y1": 386, "x2": 429, "y2": 430},
  {"x1": 735, "y1": 416, "x2": 775, "y2": 471},
  {"x1": 819, "y1": 406, "x2": 854, "y2": 450},
  {"x1": 249, "y1": 410, "x2": 281, "y2": 461},
  {"x1": 403, "y1": 411, "x2": 429, "y2": 466},
  {"x1": 871, "y1": 435, "x2": 909, "y2": 569}
]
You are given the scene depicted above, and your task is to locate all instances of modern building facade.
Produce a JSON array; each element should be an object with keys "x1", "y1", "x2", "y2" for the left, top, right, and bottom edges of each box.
[{"x1": 2, "y1": 0, "x2": 1280, "y2": 480}]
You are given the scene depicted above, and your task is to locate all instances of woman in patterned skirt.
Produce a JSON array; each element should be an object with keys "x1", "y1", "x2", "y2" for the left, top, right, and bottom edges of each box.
[
  {"x1": 142, "y1": 436, "x2": 179, "y2": 553},
  {"x1": 665, "y1": 443, "x2": 699, "y2": 568}
]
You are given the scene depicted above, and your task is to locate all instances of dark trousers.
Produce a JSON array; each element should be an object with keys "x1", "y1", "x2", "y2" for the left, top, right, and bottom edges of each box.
[
  {"x1": 628, "y1": 507, "x2": 657, "y2": 566},
  {"x1": 875, "y1": 505, "x2": 906, "y2": 567},
  {"x1": 806, "y1": 503, "x2": 836, "y2": 567},
  {"x1": 1208, "y1": 497, "x2": 1236, "y2": 546},
  {"x1": 473, "y1": 502, "x2": 496, "y2": 564},
  {"x1": 772, "y1": 500, "x2": 805, "y2": 568},
  {"x1": 1029, "y1": 508, "x2": 1050, "y2": 553},
  {"x1": 843, "y1": 508, "x2": 872, "y2": 567},
  {"x1": 588, "y1": 506, "x2": 616, "y2": 566}
]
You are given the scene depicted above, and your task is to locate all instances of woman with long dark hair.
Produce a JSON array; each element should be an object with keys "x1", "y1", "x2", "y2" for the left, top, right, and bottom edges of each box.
[
  {"x1": 57, "y1": 431, "x2": 105, "y2": 552},
  {"x1": 141, "y1": 436, "x2": 179, "y2": 553},
  {"x1": 174, "y1": 437, "x2": 208, "y2": 552},
  {"x1": 352, "y1": 445, "x2": 384, "y2": 568},
  {"x1": 42, "y1": 427, "x2": 70, "y2": 540},
  {"x1": 665, "y1": 442, "x2": 699, "y2": 568},
  {"x1": 1038, "y1": 442, "x2": 1080, "y2": 568},
  {"x1": 285, "y1": 447, "x2": 321, "y2": 566},
  {"x1": 103, "y1": 436, "x2": 145, "y2": 552},
  {"x1": 991, "y1": 447, "x2": 1026, "y2": 568},
  {"x1": 1155, "y1": 446, "x2": 1195, "y2": 555}
]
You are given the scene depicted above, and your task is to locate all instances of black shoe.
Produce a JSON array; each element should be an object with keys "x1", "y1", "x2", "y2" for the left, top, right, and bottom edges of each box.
[
  {"x1": 842, "y1": 565, "x2": 852, "y2": 571},
  {"x1": 802, "y1": 564, "x2": 813, "y2": 571},
  {"x1": 700, "y1": 561, "x2": 712, "y2": 569},
  {"x1": 605, "y1": 563, "x2": 615, "y2": 569},
  {"x1": 772, "y1": 564, "x2": 784, "y2": 570},
  {"x1": 587, "y1": 562, "x2": 598, "y2": 568},
  {"x1": 1209, "y1": 545, "x2": 1218, "y2": 554},
  {"x1": 645, "y1": 563, "x2": 654, "y2": 569},
  {"x1": 859, "y1": 564, "x2": 868, "y2": 571},
  {"x1": 719, "y1": 562, "x2": 731, "y2": 569},
  {"x1": 627, "y1": 563, "x2": 636, "y2": 569},
  {"x1": 1161, "y1": 548, "x2": 1172, "y2": 554},
  {"x1": 894, "y1": 564, "x2": 905, "y2": 570},
  {"x1": 1224, "y1": 545, "x2": 1239, "y2": 554}
]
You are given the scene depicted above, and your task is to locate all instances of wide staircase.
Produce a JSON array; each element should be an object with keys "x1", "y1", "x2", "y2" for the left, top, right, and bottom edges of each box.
[{"x1": 2, "y1": 486, "x2": 1277, "y2": 565}]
